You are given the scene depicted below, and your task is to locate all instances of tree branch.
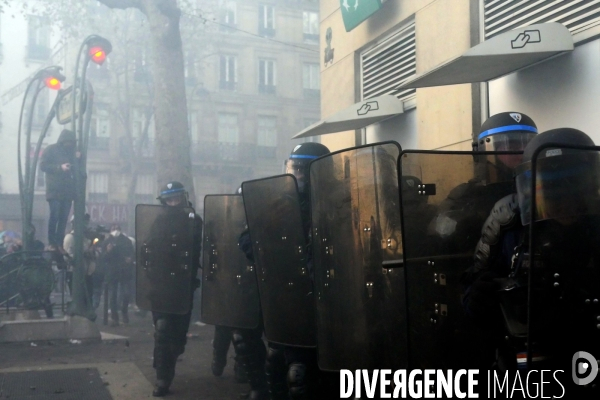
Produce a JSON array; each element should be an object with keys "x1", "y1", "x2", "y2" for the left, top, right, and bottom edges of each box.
[{"x1": 97, "y1": 0, "x2": 143, "y2": 11}]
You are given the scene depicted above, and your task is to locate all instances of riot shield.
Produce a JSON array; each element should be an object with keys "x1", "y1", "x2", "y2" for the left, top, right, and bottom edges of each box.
[
  {"x1": 136, "y1": 204, "x2": 196, "y2": 315},
  {"x1": 201, "y1": 195, "x2": 260, "y2": 329},
  {"x1": 241, "y1": 175, "x2": 314, "y2": 347},
  {"x1": 311, "y1": 142, "x2": 405, "y2": 371},
  {"x1": 520, "y1": 146, "x2": 600, "y2": 368},
  {"x1": 400, "y1": 151, "x2": 521, "y2": 369}
]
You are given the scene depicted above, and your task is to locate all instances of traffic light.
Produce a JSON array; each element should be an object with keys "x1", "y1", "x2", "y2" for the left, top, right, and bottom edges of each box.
[
  {"x1": 89, "y1": 46, "x2": 107, "y2": 65},
  {"x1": 86, "y1": 36, "x2": 112, "y2": 66},
  {"x1": 45, "y1": 76, "x2": 62, "y2": 90}
]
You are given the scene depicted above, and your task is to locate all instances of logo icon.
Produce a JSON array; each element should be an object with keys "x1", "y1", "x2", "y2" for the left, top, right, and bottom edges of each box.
[
  {"x1": 167, "y1": 183, "x2": 172, "y2": 189},
  {"x1": 511, "y1": 29, "x2": 541, "y2": 49},
  {"x1": 510, "y1": 113, "x2": 522, "y2": 123},
  {"x1": 357, "y1": 101, "x2": 379, "y2": 116},
  {"x1": 572, "y1": 351, "x2": 598, "y2": 385}
]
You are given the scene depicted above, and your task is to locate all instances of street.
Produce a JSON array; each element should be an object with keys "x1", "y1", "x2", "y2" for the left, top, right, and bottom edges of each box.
[{"x1": 0, "y1": 311, "x2": 249, "y2": 400}]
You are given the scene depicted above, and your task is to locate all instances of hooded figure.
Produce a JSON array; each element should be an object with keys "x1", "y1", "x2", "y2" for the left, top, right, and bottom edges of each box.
[{"x1": 40, "y1": 129, "x2": 77, "y2": 249}]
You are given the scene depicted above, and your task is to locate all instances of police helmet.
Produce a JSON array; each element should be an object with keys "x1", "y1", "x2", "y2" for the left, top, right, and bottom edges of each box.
[
  {"x1": 477, "y1": 112, "x2": 538, "y2": 152},
  {"x1": 157, "y1": 181, "x2": 189, "y2": 206},
  {"x1": 515, "y1": 128, "x2": 599, "y2": 225},
  {"x1": 285, "y1": 142, "x2": 330, "y2": 193}
]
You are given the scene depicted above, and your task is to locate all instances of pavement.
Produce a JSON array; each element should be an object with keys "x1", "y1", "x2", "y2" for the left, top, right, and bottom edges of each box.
[{"x1": 0, "y1": 309, "x2": 252, "y2": 400}]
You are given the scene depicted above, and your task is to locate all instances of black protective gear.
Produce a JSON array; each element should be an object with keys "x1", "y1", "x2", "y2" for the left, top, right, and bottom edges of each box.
[
  {"x1": 265, "y1": 343, "x2": 288, "y2": 400},
  {"x1": 287, "y1": 362, "x2": 310, "y2": 400},
  {"x1": 284, "y1": 142, "x2": 330, "y2": 193},
  {"x1": 521, "y1": 127, "x2": 594, "y2": 163},
  {"x1": 232, "y1": 329, "x2": 267, "y2": 398},
  {"x1": 470, "y1": 194, "x2": 520, "y2": 277},
  {"x1": 152, "y1": 311, "x2": 191, "y2": 387},
  {"x1": 152, "y1": 381, "x2": 170, "y2": 397},
  {"x1": 212, "y1": 325, "x2": 233, "y2": 376},
  {"x1": 515, "y1": 128, "x2": 597, "y2": 225},
  {"x1": 475, "y1": 112, "x2": 537, "y2": 152},
  {"x1": 157, "y1": 181, "x2": 189, "y2": 205}
]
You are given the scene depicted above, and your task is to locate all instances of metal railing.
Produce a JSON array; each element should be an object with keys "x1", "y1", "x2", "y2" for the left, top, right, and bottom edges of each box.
[{"x1": 0, "y1": 250, "x2": 69, "y2": 317}]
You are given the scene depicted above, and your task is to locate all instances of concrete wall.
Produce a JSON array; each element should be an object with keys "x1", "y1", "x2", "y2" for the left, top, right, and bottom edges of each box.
[{"x1": 319, "y1": 0, "x2": 478, "y2": 152}]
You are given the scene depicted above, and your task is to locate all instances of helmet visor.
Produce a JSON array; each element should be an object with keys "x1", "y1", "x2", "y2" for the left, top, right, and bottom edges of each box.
[
  {"x1": 516, "y1": 150, "x2": 600, "y2": 225},
  {"x1": 285, "y1": 159, "x2": 309, "y2": 191}
]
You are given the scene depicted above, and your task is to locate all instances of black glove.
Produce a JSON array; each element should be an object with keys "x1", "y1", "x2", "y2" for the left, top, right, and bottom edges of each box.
[{"x1": 463, "y1": 272, "x2": 500, "y2": 320}]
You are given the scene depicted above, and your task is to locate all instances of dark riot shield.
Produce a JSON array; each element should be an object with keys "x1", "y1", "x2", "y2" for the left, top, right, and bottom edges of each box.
[
  {"x1": 310, "y1": 142, "x2": 406, "y2": 371},
  {"x1": 242, "y1": 175, "x2": 315, "y2": 347},
  {"x1": 136, "y1": 204, "x2": 196, "y2": 315},
  {"x1": 400, "y1": 151, "x2": 520, "y2": 369},
  {"x1": 201, "y1": 195, "x2": 260, "y2": 329},
  {"x1": 520, "y1": 146, "x2": 600, "y2": 367}
]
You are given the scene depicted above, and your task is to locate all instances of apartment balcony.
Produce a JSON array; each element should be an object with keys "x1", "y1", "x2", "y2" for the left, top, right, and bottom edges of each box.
[{"x1": 192, "y1": 142, "x2": 257, "y2": 164}]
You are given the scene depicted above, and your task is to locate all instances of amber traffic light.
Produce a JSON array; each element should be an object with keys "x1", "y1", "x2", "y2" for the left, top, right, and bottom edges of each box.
[
  {"x1": 89, "y1": 46, "x2": 107, "y2": 65},
  {"x1": 44, "y1": 76, "x2": 62, "y2": 90}
]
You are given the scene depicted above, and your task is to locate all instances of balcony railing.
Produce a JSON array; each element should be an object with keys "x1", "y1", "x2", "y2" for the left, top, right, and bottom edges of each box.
[
  {"x1": 258, "y1": 84, "x2": 276, "y2": 95},
  {"x1": 192, "y1": 142, "x2": 257, "y2": 164},
  {"x1": 219, "y1": 80, "x2": 236, "y2": 91}
]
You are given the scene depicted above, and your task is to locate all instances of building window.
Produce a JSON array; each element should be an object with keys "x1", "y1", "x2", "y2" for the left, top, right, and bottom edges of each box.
[
  {"x1": 302, "y1": 11, "x2": 319, "y2": 43},
  {"x1": 184, "y1": 50, "x2": 197, "y2": 86},
  {"x1": 88, "y1": 172, "x2": 109, "y2": 202},
  {"x1": 218, "y1": 113, "x2": 239, "y2": 143},
  {"x1": 134, "y1": 46, "x2": 149, "y2": 82},
  {"x1": 257, "y1": 116, "x2": 277, "y2": 147},
  {"x1": 257, "y1": 116, "x2": 277, "y2": 158},
  {"x1": 258, "y1": 59, "x2": 276, "y2": 94},
  {"x1": 131, "y1": 108, "x2": 155, "y2": 157},
  {"x1": 189, "y1": 111, "x2": 199, "y2": 144},
  {"x1": 135, "y1": 174, "x2": 156, "y2": 204},
  {"x1": 27, "y1": 16, "x2": 50, "y2": 60},
  {"x1": 220, "y1": 0, "x2": 237, "y2": 26},
  {"x1": 218, "y1": 113, "x2": 240, "y2": 161},
  {"x1": 90, "y1": 107, "x2": 110, "y2": 149},
  {"x1": 302, "y1": 63, "x2": 320, "y2": 97},
  {"x1": 258, "y1": 4, "x2": 275, "y2": 37},
  {"x1": 219, "y1": 55, "x2": 237, "y2": 90}
]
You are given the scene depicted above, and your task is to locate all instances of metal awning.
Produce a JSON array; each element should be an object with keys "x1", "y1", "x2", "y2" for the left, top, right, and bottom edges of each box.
[
  {"x1": 397, "y1": 22, "x2": 574, "y2": 90},
  {"x1": 292, "y1": 95, "x2": 404, "y2": 139}
]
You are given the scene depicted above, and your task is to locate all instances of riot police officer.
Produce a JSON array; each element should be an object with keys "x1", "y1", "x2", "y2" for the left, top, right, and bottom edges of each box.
[
  {"x1": 430, "y1": 112, "x2": 538, "y2": 253},
  {"x1": 464, "y1": 128, "x2": 600, "y2": 391},
  {"x1": 282, "y1": 142, "x2": 330, "y2": 399},
  {"x1": 239, "y1": 142, "x2": 330, "y2": 399},
  {"x1": 150, "y1": 181, "x2": 202, "y2": 397}
]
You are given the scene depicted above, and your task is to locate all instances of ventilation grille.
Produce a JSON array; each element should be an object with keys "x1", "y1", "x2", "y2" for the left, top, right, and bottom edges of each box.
[
  {"x1": 484, "y1": 0, "x2": 600, "y2": 39},
  {"x1": 361, "y1": 23, "x2": 416, "y2": 103}
]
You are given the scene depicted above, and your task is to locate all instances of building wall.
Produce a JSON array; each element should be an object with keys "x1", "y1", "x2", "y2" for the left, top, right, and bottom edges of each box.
[{"x1": 319, "y1": 0, "x2": 478, "y2": 151}]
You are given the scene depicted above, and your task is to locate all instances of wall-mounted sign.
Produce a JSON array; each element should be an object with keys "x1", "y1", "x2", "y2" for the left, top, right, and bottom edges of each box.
[
  {"x1": 324, "y1": 27, "x2": 335, "y2": 66},
  {"x1": 340, "y1": 0, "x2": 382, "y2": 32},
  {"x1": 56, "y1": 85, "x2": 87, "y2": 125}
]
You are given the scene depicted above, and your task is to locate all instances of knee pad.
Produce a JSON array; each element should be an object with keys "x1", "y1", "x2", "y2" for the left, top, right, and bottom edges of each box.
[
  {"x1": 232, "y1": 332, "x2": 250, "y2": 356},
  {"x1": 154, "y1": 318, "x2": 170, "y2": 344},
  {"x1": 287, "y1": 363, "x2": 309, "y2": 399}
]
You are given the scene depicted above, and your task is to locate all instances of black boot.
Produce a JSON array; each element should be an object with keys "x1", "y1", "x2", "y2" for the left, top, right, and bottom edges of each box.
[
  {"x1": 234, "y1": 358, "x2": 248, "y2": 383},
  {"x1": 152, "y1": 380, "x2": 170, "y2": 397},
  {"x1": 212, "y1": 326, "x2": 232, "y2": 376}
]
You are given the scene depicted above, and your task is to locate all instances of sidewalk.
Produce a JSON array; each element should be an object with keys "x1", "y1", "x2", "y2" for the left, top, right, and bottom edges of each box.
[{"x1": 0, "y1": 310, "x2": 250, "y2": 400}]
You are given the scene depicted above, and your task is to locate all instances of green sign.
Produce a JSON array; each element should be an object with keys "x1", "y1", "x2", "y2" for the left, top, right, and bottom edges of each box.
[{"x1": 340, "y1": 0, "x2": 382, "y2": 32}]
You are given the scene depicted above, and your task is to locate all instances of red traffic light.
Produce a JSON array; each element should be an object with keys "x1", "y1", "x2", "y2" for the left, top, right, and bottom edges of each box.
[
  {"x1": 89, "y1": 46, "x2": 107, "y2": 65},
  {"x1": 45, "y1": 76, "x2": 62, "y2": 90}
]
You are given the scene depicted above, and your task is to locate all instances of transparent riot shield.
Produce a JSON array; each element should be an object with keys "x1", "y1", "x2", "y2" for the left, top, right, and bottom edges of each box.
[
  {"x1": 311, "y1": 142, "x2": 404, "y2": 371},
  {"x1": 201, "y1": 195, "x2": 260, "y2": 329},
  {"x1": 400, "y1": 151, "x2": 521, "y2": 369},
  {"x1": 241, "y1": 175, "x2": 314, "y2": 347},
  {"x1": 136, "y1": 204, "x2": 196, "y2": 315},
  {"x1": 518, "y1": 146, "x2": 600, "y2": 368}
]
